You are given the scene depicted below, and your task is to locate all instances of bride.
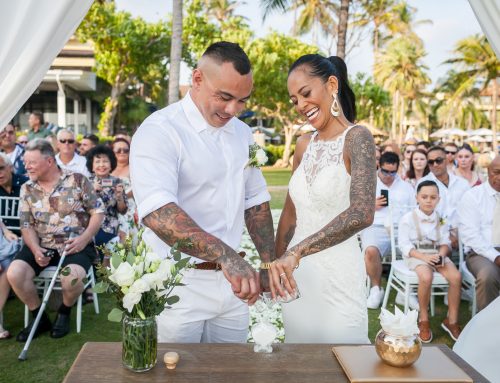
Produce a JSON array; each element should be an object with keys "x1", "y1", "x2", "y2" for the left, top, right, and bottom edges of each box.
[{"x1": 269, "y1": 54, "x2": 376, "y2": 343}]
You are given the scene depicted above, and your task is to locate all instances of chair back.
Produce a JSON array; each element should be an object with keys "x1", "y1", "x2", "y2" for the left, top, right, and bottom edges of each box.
[
  {"x1": 0, "y1": 196, "x2": 21, "y2": 231},
  {"x1": 388, "y1": 204, "x2": 416, "y2": 263}
]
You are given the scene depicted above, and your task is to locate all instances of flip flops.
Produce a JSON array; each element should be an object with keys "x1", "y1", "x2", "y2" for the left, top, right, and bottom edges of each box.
[{"x1": 0, "y1": 329, "x2": 11, "y2": 339}]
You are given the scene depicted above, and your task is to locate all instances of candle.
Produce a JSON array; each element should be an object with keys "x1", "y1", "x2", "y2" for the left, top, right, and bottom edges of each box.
[{"x1": 163, "y1": 351, "x2": 179, "y2": 369}]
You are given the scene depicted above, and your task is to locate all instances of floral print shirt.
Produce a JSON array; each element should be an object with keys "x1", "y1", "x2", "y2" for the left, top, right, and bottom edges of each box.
[
  {"x1": 20, "y1": 171, "x2": 105, "y2": 251},
  {"x1": 89, "y1": 175, "x2": 127, "y2": 235}
]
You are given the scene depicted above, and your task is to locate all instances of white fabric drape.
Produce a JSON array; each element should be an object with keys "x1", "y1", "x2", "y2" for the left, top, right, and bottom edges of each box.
[
  {"x1": 468, "y1": 0, "x2": 500, "y2": 59},
  {"x1": 0, "y1": 0, "x2": 93, "y2": 130}
]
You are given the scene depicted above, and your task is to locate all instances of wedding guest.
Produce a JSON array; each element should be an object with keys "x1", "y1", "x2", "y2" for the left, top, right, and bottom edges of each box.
[
  {"x1": 86, "y1": 145, "x2": 127, "y2": 262},
  {"x1": 458, "y1": 155, "x2": 500, "y2": 312},
  {"x1": 0, "y1": 153, "x2": 28, "y2": 235},
  {"x1": 7, "y1": 139, "x2": 104, "y2": 341},
  {"x1": 375, "y1": 147, "x2": 381, "y2": 169},
  {"x1": 416, "y1": 140, "x2": 431, "y2": 153},
  {"x1": 131, "y1": 42, "x2": 275, "y2": 343},
  {"x1": 1, "y1": 123, "x2": 26, "y2": 175},
  {"x1": 454, "y1": 144, "x2": 483, "y2": 187},
  {"x1": 114, "y1": 129, "x2": 131, "y2": 144},
  {"x1": 110, "y1": 138, "x2": 137, "y2": 241},
  {"x1": 398, "y1": 180, "x2": 462, "y2": 342},
  {"x1": 55, "y1": 129, "x2": 90, "y2": 178},
  {"x1": 444, "y1": 142, "x2": 458, "y2": 172},
  {"x1": 417, "y1": 146, "x2": 469, "y2": 247},
  {"x1": 406, "y1": 149, "x2": 430, "y2": 189},
  {"x1": 78, "y1": 134, "x2": 99, "y2": 157},
  {"x1": 362, "y1": 152, "x2": 415, "y2": 310},
  {"x1": 271, "y1": 53, "x2": 377, "y2": 343},
  {"x1": 27, "y1": 111, "x2": 52, "y2": 141},
  {"x1": 17, "y1": 135, "x2": 28, "y2": 148},
  {"x1": 400, "y1": 144, "x2": 416, "y2": 180}
]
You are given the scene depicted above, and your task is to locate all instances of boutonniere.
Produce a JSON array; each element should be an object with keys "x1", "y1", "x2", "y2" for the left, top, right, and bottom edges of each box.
[
  {"x1": 439, "y1": 217, "x2": 446, "y2": 226},
  {"x1": 247, "y1": 143, "x2": 268, "y2": 168}
]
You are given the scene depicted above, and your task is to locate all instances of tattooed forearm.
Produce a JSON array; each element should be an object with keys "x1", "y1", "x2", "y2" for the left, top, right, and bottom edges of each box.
[
  {"x1": 143, "y1": 203, "x2": 236, "y2": 262},
  {"x1": 244, "y1": 202, "x2": 275, "y2": 262},
  {"x1": 288, "y1": 126, "x2": 376, "y2": 260}
]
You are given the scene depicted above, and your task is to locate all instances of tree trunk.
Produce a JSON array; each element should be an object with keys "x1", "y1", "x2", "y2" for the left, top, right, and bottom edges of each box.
[
  {"x1": 492, "y1": 77, "x2": 498, "y2": 153},
  {"x1": 391, "y1": 90, "x2": 399, "y2": 140},
  {"x1": 398, "y1": 96, "x2": 405, "y2": 145},
  {"x1": 99, "y1": 84, "x2": 122, "y2": 137},
  {"x1": 168, "y1": 0, "x2": 183, "y2": 105},
  {"x1": 336, "y1": 0, "x2": 350, "y2": 59}
]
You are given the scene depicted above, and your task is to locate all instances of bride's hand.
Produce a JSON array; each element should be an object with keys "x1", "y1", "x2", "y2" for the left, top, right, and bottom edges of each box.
[{"x1": 269, "y1": 252, "x2": 299, "y2": 300}]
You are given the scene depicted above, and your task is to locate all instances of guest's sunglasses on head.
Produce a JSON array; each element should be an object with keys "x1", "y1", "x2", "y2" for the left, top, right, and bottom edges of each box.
[
  {"x1": 445, "y1": 150, "x2": 457, "y2": 155},
  {"x1": 59, "y1": 139, "x2": 75, "y2": 144},
  {"x1": 114, "y1": 148, "x2": 130, "y2": 154},
  {"x1": 19, "y1": 140, "x2": 28, "y2": 144},
  {"x1": 380, "y1": 168, "x2": 398, "y2": 176},
  {"x1": 428, "y1": 157, "x2": 445, "y2": 166}
]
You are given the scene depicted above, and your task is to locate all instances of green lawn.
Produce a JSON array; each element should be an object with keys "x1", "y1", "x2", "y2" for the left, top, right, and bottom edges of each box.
[
  {"x1": 0, "y1": 288, "x2": 472, "y2": 383},
  {"x1": 262, "y1": 167, "x2": 291, "y2": 186}
]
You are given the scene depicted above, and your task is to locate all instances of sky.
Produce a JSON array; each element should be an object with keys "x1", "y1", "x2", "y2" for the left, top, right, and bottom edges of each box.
[{"x1": 115, "y1": 0, "x2": 483, "y2": 87}]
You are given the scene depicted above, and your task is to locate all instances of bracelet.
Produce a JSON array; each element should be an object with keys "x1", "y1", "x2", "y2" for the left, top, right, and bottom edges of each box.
[
  {"x1": 290, "y1": 253, "x2": 300, "y2": 269},
  {"x1": 260, "y1": 262, "x2": 272, "y2": 270}
]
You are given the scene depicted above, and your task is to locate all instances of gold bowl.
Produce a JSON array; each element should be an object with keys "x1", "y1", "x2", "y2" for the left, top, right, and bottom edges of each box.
[{"x1": 374, "y1": 329, "x2": 422, "y2": 368}]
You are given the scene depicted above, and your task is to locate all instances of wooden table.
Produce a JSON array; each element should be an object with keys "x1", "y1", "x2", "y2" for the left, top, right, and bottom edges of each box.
[{"x1": 63, "y1": 342, "x2": 488, "y2": 383}]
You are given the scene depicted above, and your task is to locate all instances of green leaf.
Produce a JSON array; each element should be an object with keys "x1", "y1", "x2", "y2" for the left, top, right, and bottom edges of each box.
[
  {"x1": 165, "y1": 295, "x2": 180, "y2": 305},
  {"x1": 60, "y1": 266, "x2": 71, "y2": 276},
  {"x1": 93, "y1": 281, "x2": 109, "y2": 293},
  {"x1": 111, "y1": 252, "x2": 122, "y2": 269},
  {"x1": 82, "y1": 277, "x2": 89, "y2": 285},
  {"x1": 108, "y1": 308, "x2": 124, "y2": 322},
  {"x1": 126, "y1": 251, "x2": 135, "y2": 265},
  {"x1": 173, "y1": 251, "x2": 181, "y2": 262},
  {"x1": 175, "y1": 257, "x2": 190, "y2": 270},
  {"x1": 70, "y1": 278, "x2": 78, "y2": 286}
]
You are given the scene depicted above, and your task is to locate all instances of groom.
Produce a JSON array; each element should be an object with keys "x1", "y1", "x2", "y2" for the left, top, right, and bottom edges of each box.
[{"x1": 130, "y1": 41, "x2": 275, "y2": 343}]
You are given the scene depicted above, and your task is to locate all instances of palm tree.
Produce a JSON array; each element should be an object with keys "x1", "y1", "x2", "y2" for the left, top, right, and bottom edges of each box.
[
  {"x1": 374, "y1": 36, "x2": 430, "y2": 142},
  {"x1": 446, "y1": 34, "x2": 500, "y2": 150},
  {"x1": 168, "y1": 0, "x2": 183, "y2": 105},
  {"x1": 336, "y1": 0, "x2": 350, "y2": 59},
  {"x1": 203, "y1": 0, "x2": 244, "y2": 23}
]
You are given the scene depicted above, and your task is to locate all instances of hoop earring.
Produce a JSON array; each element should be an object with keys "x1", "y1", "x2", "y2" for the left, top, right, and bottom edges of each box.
[{"x1": 330, "y1": 92, "x2": 340, "y2": 117}]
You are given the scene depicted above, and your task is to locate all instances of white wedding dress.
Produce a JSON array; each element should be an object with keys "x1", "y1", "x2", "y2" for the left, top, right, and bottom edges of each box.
[{"x1": 282, "y1": 126, "x2": 369, "y2": 344}]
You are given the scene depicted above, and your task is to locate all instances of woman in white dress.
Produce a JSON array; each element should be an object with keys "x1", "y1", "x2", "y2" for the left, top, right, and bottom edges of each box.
[{"x1": 270, "y1": 54, "x2": 376, "y2": 344}]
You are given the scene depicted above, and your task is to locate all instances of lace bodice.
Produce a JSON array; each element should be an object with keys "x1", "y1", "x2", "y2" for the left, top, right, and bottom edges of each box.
[{"x1": 289, "y1": 126, "x2": 357, "y2": 244}]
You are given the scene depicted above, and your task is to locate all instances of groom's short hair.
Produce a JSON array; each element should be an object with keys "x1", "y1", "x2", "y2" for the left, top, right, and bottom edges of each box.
[{"x1": 201, "y1": 41, "x2": 251, "y2": 75}]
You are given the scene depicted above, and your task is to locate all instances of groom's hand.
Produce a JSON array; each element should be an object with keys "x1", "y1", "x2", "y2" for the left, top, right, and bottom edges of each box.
[
  {"x1": 219, "y1": 252, "x2": 260, "y2": 305},
  {"x1": 259, "y1": 270, "x2": 271, "y2": 293}
]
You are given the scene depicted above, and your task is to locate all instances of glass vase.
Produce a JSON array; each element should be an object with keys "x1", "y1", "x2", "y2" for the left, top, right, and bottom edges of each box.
[
  {"x1": 374, "y1": 329, "x2": 422, "y2": 368},
  {"x1": 122, "y1": 315, "x2": 157, "y2": 372}
]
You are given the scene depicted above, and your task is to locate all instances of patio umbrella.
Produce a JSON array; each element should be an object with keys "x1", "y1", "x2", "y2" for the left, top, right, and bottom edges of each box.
[
  {"x1": 447, "y1": 128, "x2": 469, "y2": 137},
  {"x1": 468, "y1": 128, "x2": 493, "y2": 136},
  {"x1": 430, "y1": 128, "x2": 450, "y2": 138}
]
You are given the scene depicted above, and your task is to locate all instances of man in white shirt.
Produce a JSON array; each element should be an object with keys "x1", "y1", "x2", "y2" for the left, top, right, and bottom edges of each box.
[
  {"x1": 362, "y1": 152, "x2": 415, "y2": 309},
  {"x1": 418, "y1": 146, "x2": 469, "y2": 244},
  {"x1": 458, "y1": 155, "x2": 500, "y2": 312},
  {"x1": 55, "y1": 129, "x2": 90, "y2": 178},
  {"x1": 130, "y1": 42, "x2": 275, "y2": 343}
]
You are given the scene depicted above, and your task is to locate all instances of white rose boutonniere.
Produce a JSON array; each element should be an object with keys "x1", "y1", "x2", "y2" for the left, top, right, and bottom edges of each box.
[{"x1": 247, "y1": 143, "x2": 268, "y2": 168}]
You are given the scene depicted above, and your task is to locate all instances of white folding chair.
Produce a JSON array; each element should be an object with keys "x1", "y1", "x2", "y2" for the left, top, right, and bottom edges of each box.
[
  {"x1": 24, "y1": 266, "x2": 99, "y2": 333},
  {"x1": 0, "y1": 196, "x2": 21, "y2": 231},
  {"x1": 382, "y1": 205, "x2": 449, "y2": 316},
  {"x1": 458, "y1": 233, "x2": 477, "y2": 317}
]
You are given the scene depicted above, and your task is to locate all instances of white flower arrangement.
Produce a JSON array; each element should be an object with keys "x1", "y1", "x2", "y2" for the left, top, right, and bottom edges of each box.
[
  {"x1": 94, "y1": 229, "x2": 193, "y2": 322},
  {"x1": 247, "y1": 143, "x2": 268, "y2": 168}
]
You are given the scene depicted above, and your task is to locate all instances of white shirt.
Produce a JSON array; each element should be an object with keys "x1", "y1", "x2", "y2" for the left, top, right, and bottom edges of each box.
[
  {"x1": 417, "y1": 171, "x2": 469, "y2": 228},
  {"x1": 458, "y1": 182, "x2": 500, "y2": 263},
  {"x1": 56, "y1": 153, "x2": 90, "y2": 178},
  {"x1": 130, "y1": 92, "x2": 270, "y2": 261},
  {"x1": 398, "y1": 208, "x2": 451, "y2": 259},
  {"x1": 373, "y1": 174, "x2": 415, "y2": 226}
]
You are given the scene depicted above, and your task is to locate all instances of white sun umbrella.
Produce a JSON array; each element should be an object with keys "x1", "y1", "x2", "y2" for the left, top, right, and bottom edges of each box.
[
  {"x1": 447, "y1": 128, "x2": 469, "y2": 137},
  {"x1": 468, "y1": 135, "x2": 483, "y2": 142},
  {"x1": 470, "y1": 128, "x2": 493, "y2": 136},
  {"x1": 430, "y1": 128, "x2": 450, "y2": 138}
]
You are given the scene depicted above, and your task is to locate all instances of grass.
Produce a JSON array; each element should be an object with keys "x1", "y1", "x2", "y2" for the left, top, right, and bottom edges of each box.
[
  {"x1": 261, "y1": 167, "x2": 292, "y2": 186},
  {"x1": 0, "y1": 284, "x2": 473, "y2": 383}
]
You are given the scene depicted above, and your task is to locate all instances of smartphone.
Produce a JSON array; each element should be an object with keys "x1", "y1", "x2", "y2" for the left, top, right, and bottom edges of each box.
[
  {"x1": 44, "y1": 249, "x2": 57, "y2": 258},
  {"x1": 380, "y1": 189, "x2": 389, "y2": 206},
  {"x1": 101, "y1": 178, "x2": 113, "y2": 187}
]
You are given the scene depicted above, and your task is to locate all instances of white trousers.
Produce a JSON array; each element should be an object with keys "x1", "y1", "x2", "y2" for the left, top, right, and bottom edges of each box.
[{"x1": 157, "y1": 268, "x2": 249, "y2": 343}]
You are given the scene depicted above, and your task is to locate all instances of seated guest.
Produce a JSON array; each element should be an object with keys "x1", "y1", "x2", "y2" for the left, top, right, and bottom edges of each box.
[
  {"x1": 0, "y1": 229, "x2": 22, "y2": 339},
  {"x1": 1, "y1": 123, "x2": 26, "y2": 175},
  {"x1": 444, "y1": 142, "x2": 458, "y2": 173},
  {"x1": 400, "y1": 144, "x2": 416, "y2": 180},
  {"x1": 7, "y1": 139, "x2": 104, "y2": 341},
  {"x1": 417, "y1": 146, "x2": 469, "y2": 247},
  {"x1": 362, "y1": 152, "x2": 415, "y2": 309},
  {"x1": 454, "y1": 144, "x2": 484, "y2": 187},
  {"x1": 416, "y1": 140, "x2": 431, "y2": 153},
  {"x1": 458, "y1": 155, "x2": 500, "y2": 312},
  {"x1": 406, "y1": 149, "x2": 429, "y2": 189},
  {"x1": 398, "y1": 181, "x2": 462, "y2": 342},
  {"x1": 78, "y1": 134, "x2": 99, "y2": 157},
  {"x1": 0, "y1": 153, "x2": 29, "y2": 236},
  {"x1": 86, "y1": 145, "x2": 127, "y2": 262},
  {"x1": 17, "y1": 135, "x2": 28, "y2": 148},
  {"x1": 55, "y1": 128, "x2": 90, "y2": 178}
]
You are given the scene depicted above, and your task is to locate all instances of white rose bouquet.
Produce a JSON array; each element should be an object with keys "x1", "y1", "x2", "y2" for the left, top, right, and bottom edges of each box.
[
  {"x1": 94, "y1": 229, "x2": 192, "y2": 322},
  {"x1": 247, "y1": 143, "x2": 268, "y2": 168}
]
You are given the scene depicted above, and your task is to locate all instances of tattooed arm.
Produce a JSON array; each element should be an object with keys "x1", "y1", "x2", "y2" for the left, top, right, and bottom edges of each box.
[
  {"x1": 143, "y1": 203, "x2": 259, "y2": 303},
  {"x1": 269, "y1": 126, "x2": 376, "y2": 297}
]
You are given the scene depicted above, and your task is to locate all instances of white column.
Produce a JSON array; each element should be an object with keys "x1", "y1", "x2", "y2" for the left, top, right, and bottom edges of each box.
[
  {"x1": 73, "y1": 99, "x2": 79, "y2": 136},
  {"x1": 85, "y1": 98, "x2": 92, "y2": 133},
  {"x1": 57, "y1": 87, "x2": 66, "y2": 128}
]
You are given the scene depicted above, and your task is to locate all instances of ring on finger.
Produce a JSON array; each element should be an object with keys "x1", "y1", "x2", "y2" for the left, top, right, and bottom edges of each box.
[{"x1": 279, "y1": 272, "x2": 286, "y2": 277}]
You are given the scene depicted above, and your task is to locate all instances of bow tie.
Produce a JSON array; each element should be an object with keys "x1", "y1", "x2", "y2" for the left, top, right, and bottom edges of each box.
[{"x1": 421, "y1": 218, "x2": 435, "y2": 224}]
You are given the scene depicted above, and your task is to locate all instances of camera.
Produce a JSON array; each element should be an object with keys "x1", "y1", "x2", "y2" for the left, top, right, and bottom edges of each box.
[
  {"x1": 44, "y1": 249, "x2": 57, "y2": 258},
  {"x1": 101, "y1": 178, "x2": 113, "y2": 187}
]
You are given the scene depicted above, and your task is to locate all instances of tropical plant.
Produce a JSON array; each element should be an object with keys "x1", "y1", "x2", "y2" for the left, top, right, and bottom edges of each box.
[{"x1": 445, "y1": 34, "x2": 500, "y2": 150}]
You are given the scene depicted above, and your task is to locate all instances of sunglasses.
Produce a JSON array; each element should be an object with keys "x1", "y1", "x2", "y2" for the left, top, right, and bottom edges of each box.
[
  {"x1": 19, "y1": 141, "x2": 28, "y2": 144},
  {"x1": 427, "y1": 157, "x2": 445, "y2": 166},
  {"x1": 380, "y1": 168, "x2": 398, "y2": 176},
  {"x1": 445, "y1": 150, "x2": 457, "y2": 155},
  {"x1": 114, "y1": 148, "x2": 130, "y2": 154},
  {"x1": 59, "y1": 139, "x2": 75, "y2": 144}
]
